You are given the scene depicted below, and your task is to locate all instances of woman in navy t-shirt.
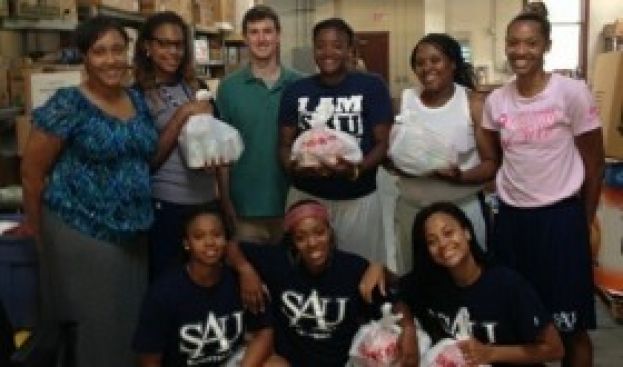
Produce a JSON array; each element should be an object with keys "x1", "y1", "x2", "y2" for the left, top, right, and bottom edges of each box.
[
  {"x1": 230, "y1": 200, "x2": 419, "y2": 367},
  {"x1": 133, "y1": 206, "x2": 284, "y2": 367},
  {"x1": 399, "y1": 202, "x2": 564, "y2": 366}
]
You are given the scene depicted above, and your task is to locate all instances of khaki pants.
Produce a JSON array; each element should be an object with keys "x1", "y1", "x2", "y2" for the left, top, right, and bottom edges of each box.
[
  {"x1": 235, "y1": 217, "x2": 283, "y2": 244},
  {"x1": 287, "y1": 188, "x2": 387, "y2": 264}
]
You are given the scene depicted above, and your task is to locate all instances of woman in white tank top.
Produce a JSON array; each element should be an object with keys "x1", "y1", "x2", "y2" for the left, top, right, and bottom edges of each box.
[{"x1": 391, "y1": 34, "x2": 499, "y2": 275}]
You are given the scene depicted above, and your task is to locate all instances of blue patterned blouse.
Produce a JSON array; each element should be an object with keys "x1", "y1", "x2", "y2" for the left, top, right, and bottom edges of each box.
[{"x1": 33, "y1": 87, "x2": 158, "y2": 243}]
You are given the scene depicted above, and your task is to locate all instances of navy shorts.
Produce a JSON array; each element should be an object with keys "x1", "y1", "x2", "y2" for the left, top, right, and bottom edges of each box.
[{"x1": 491, "y1": 196, "x2": 596, "y2": 333}]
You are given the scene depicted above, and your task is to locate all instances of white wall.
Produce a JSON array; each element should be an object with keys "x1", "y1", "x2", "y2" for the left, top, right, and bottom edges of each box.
[
  {"x1": 445, "y1": 0, "x2": 521, "y2": 84},
  {"x1": 263, "y1": 0, "x2": 527, "y2": 94}
]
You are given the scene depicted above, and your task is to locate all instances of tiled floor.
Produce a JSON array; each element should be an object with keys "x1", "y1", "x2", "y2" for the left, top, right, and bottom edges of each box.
[
  {"x1": 377, "y1": 169, "x2": 623, "y2": 366},
  {"x1": 593, "y1": 296, "x2": 623, "y2": 366}
]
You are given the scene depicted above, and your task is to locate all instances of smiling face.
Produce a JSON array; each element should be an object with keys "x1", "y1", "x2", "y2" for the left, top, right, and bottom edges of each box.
[
  {"x1": 83, "y1": 29, "x2": 129, "y2": 88},
  {"x1": 184, "y1": 214, "x2": 227, "y2": 268},
  {"x1": 424, "y1": 212, "x2": 473, "y2": 269},
  {"x1": 145, "y1": 22, "x2": 186, "y2": 80},
  {"x1": 505, "y1": 19, "x2": 550, "y2": 77},
  {"x1": 291, "y1": 217, "x2": 332, "y2": 273},
  {"x1": 313, "y1": 27, "x2": 351, "y2": 78},
  {"x1": 244, "y1": 18, "x2": 280, "y2": 62},
  {"x1": 413, "y1": 42, "x2": 456, "y2": 93}
]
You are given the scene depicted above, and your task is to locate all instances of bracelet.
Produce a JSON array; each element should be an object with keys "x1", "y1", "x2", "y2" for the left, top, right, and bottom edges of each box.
[{"x1": 350, "y1": 164, "x2": 360, "y2": 181}]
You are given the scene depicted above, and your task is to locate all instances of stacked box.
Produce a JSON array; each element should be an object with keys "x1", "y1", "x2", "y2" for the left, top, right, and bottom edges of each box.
[
  {"x1": 141, "y1": 0, "x2": 193, "y2": 25},
  {"x1": 78, "y1": 0, "x2": 139, "y2": 13},
  {"x1": 592, "y1": 52, "x2": 623, "y2": 159},
  {"x1": 595, "y1": 163, "x2": 623, "y2": 294}
]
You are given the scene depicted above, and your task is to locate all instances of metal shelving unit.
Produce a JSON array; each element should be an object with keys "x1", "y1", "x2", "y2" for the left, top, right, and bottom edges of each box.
[
  {"x1": 78, "y1": 5, "x2": 144, "y2": 27},
  {"x1": 0, "y1": 18, "x2": 78, "y2": 31}
]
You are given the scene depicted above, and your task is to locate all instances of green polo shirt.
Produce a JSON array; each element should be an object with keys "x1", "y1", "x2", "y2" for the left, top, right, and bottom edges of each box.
[{"x1": 216, "y1": 65, "x2": 302, "y2": 218}]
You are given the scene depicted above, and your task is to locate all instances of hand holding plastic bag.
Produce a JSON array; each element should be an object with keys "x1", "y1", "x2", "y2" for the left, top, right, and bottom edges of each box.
[
  {"x1": 349, "y1": 303, "x2": 403, "y2": 367},
  {"x1": 291, "y1": 103, "x2": 362, "y2": 168},
  {"x1": 389, "y1": 112, "x2": 458, "y2": 176},
  {"x1": 178, "y1": 90, "x2": 244, "y2": 169},
  {"x1": 421, "y1": 308, "x2": 491, "y2": 367}
]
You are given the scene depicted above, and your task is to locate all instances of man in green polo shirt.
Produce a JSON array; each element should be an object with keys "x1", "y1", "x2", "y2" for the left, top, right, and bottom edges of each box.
[{"x1": 216, "y1": 5, "x2": 301, "y2": 243}]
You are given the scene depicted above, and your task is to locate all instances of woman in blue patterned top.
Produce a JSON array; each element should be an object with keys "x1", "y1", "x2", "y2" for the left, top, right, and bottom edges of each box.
[{"x1": 16, "y1": 16, "x2": 157, "y2": 367}]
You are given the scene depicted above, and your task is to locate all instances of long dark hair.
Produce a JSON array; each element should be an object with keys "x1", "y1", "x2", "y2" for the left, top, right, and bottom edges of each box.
[
  {"x1": 410, "y1": 33, "x2": 475, "y2": 90},
  {"x1": 410, "y1": 202, "x2": 489, "y2": 295},
  {"x1": 134, "y1": 11, "x2": 197, "y2": 91}
]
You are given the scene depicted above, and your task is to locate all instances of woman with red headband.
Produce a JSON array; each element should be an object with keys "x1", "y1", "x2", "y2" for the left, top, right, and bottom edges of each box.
[{"x1": 228, "y1": 200, "x2": 418, "y2": 367}]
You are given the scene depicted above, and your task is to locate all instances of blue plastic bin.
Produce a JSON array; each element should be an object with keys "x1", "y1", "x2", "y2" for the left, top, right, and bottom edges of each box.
[{"x1": 0, "y1": 214, "x2": 38, "y2": 329}]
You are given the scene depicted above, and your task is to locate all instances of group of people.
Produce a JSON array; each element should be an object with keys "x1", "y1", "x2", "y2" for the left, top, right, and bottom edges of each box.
[{"x1": 6, "y1": 2, "x2": 604, "y2": 367}]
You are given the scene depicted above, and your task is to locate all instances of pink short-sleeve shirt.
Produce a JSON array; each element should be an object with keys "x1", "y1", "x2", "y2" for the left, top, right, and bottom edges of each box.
[{"x1": 482, "y1": 73, "x2": 601, "y2": 207}]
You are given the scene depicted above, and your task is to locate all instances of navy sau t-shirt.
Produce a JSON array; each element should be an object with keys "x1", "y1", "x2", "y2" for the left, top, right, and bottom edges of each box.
[
  {"x1": 399, "y1": 266, "x2": 551, "y2": 367},
  {"x1": 279, "y1": 72, "x2": 393, "y2": 200},
  {"x1": 133, "y1": 266, "x2": 270, "y2": 367},
  {"x1": 240, "y1": 242, "x2": 376, "y2": 367}
]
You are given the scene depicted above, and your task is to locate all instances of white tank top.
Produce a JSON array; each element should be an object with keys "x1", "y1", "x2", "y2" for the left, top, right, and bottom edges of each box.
[{"x1": 398, "y1": 83, "x2": 482, "y2": 205}]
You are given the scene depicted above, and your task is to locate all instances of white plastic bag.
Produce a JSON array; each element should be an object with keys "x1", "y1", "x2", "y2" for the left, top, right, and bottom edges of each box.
[
  {"x1": 178, "y1": 90, "x2": 244, "y2": 169},
  {"x1": 389, "y1": 112, "x2": 458, "y2": 176},
  {"x1": 349, "y1": 303, "x2": 402, "y2": 367},
  {"x1": 291, "y1": 103, "x2": 362, "y2": 167}
]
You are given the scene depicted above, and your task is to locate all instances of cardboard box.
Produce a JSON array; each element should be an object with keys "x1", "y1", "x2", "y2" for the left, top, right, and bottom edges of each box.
[
  {"x1": 141, "y1": 0, "x2": 192, "y2": 24},
  {"x1": 10, "y1": 65, "x2": 84, "y2": 113},
  {"x1": 604, "y1": 19, "x2": 623, "y2": 38},
  {"x1": 15, "y1": 114, "x2": 31, "y2": 156},
  {"x1": 194, "y1": 0, "x2": 234, "y2": 28},
  {"x1": 0, "y1": 68, "x2": 9, "y2": 108},
  {"x1": 78, "y1": 0, "x2": 139, "y2": 13},
  {"x1": 0, "y1": 0, "x2": 9, "y2": 17},
  {"x1": 10, "y1": 0, "x2": 61, "y2": 19},
  {"x1": 59, "y1": 0, "x2": 77, "y2": 21},
  {"x1": 595, "y1": 183, "x2": 623, "y2": 293},
  {"x1": 9, "y1": 69, "x2": 26, "y2": 108},
  {"x1": 592, "y1": 52, "x2": 623, "y2": 159}
]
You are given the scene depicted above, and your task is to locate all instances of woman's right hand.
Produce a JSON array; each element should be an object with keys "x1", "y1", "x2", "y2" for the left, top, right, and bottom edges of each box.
[
  {"x1": 288, "y1": 159, "x2": 332, "y2": 179},
  {"x1": 238, "y1": 263, "x2": 268, "y2": 314}
]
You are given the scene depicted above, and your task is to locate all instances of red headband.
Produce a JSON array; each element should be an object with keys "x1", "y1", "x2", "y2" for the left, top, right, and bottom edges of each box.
[{"x1": 283, "y1": 203, "x2": 330, "y2": 232}]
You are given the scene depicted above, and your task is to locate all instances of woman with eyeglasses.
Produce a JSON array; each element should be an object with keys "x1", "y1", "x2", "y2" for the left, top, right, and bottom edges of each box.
[
  {"x1": 134, "y1": 12, "x2": 234, "y2": 282},
  {"x1": 15, "y1": 16, "x2": 157, "y2": 367}
]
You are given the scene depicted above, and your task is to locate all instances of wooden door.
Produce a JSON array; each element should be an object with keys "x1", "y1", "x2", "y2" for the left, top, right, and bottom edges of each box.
[{"x1": 354, "y1": 31, "x2": 390, "y2": 83}]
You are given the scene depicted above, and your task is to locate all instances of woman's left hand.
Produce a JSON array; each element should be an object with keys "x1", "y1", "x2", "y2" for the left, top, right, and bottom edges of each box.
[
  {"x1": 359, "y1": 262, "x2": 386, "y2": 303},
  {"x1": 458, "y1": 338, "x2": 493, "y2": 366}
]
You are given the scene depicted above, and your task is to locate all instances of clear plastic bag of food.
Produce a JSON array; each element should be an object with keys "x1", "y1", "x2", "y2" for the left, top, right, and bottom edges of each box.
[
  {"x1": 389, "y1": 112, "x2": 458, "y2": 176},
  {"x1": 178, "y1": 90, "x2": 244, "y2": 168},
  {"x1": 291, "y1": 103, "x2": 362, "y2": 167},
  {"x1": 349, "y1": 303, "x2": 402, "y2": 367}
]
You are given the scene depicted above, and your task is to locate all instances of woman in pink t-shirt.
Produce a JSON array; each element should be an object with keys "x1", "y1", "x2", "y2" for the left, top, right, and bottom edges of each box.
[{"x1": 482, "y1": 9, "x2": 604, "y2": 367}]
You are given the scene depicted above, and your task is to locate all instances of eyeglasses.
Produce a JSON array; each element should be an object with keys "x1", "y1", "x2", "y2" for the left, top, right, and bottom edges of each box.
[{"x1": 150, "y1": 37, "x2": 185, "y2": 51}]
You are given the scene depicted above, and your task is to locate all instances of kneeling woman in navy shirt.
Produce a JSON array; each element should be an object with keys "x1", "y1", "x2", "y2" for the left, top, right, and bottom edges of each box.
[
  {"x1": 399, "y1": 202, "x2": 564, "y2": 366},
  {"x1": 230, "y1": 200, "x2": 419, "y2": 367},
  {"x1": 133, "y1": 206, "x2": 284, "y2": 366}
]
